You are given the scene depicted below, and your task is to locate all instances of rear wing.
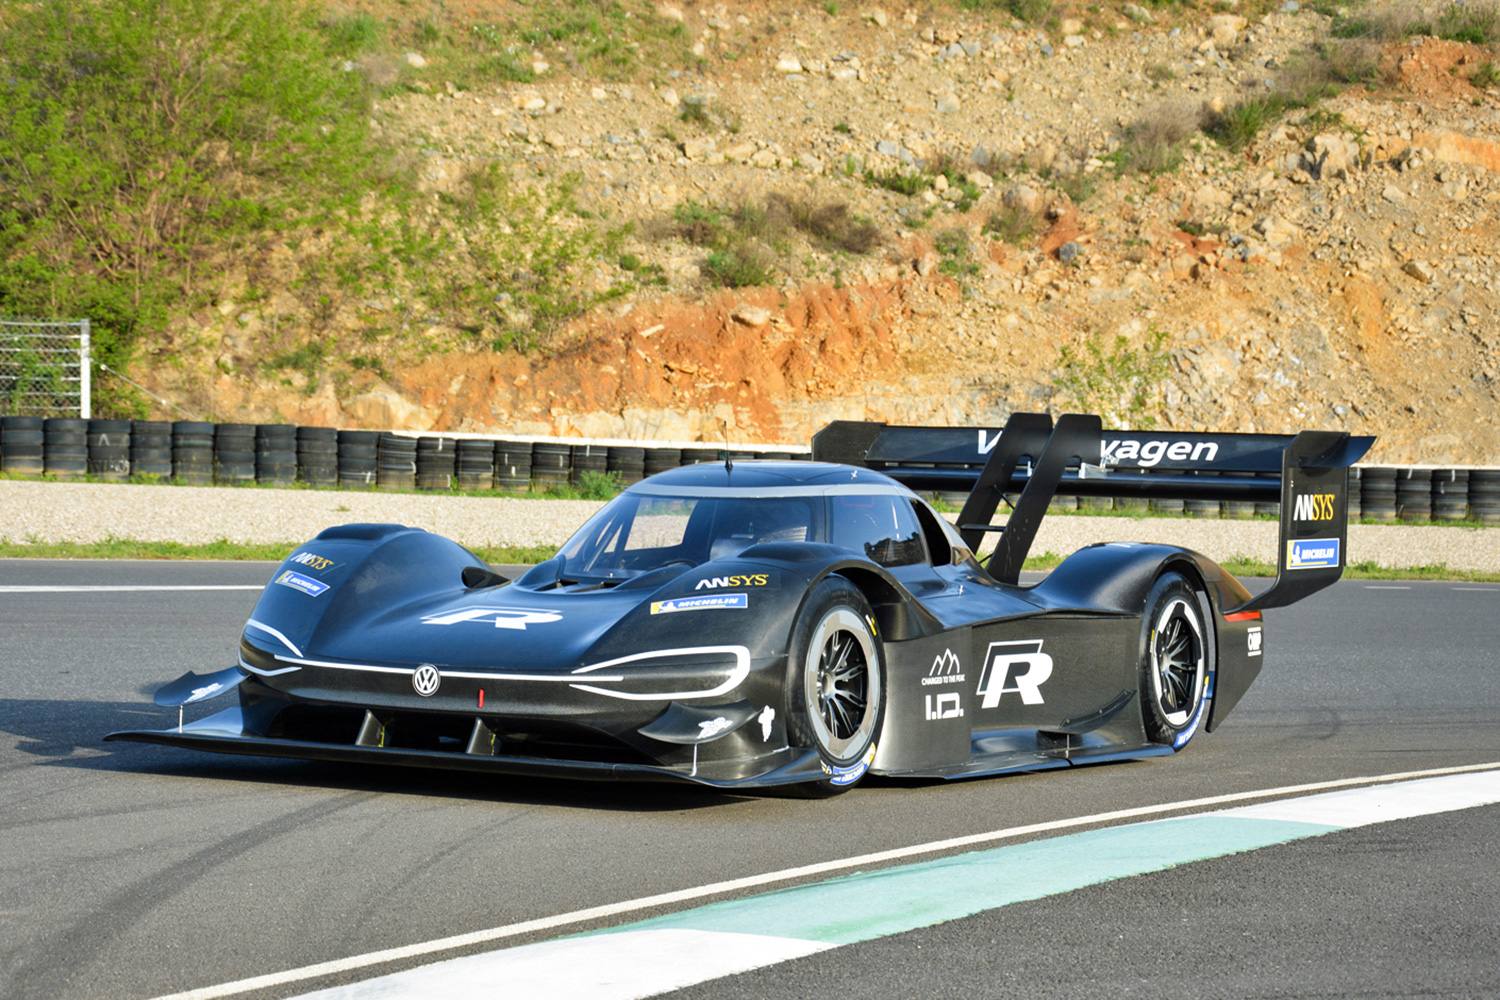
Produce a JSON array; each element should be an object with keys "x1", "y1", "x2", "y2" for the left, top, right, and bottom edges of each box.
[{"x1": 812, "y1": 415, "x2": 1374, "y2": 612}]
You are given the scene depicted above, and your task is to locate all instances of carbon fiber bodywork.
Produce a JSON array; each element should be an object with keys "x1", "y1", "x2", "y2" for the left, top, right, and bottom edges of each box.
[{"x1": 108, "y1": 455, "x2": 1275, "y2": 790}]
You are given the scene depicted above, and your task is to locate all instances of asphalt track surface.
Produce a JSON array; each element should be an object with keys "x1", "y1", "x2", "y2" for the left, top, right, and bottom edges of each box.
[{"x1": 1, "y1": 559, "x2": 1497, "y2": 1000}]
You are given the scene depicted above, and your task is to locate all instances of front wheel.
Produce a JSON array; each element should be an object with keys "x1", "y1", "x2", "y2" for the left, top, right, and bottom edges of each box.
[
  {"x1": 784, "y1": 576, "x2": 885, "y2": 795},
  {"x1": 1139, "y1": 571, "x2": 1214, "y2": 749}
]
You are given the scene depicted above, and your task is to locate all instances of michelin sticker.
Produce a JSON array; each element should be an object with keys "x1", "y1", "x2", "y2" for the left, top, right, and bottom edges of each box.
[
  {"x1": 650, "y1": 593, "x2": 749, "y2": 615},
  {"x1": 275, "y1": 570, "x2": 329, "y2": 597},
  {"x1": 821, "y1": 744, "x2": 877, "y2": 786},
  {"x1": 1287, "y1": 538, "x2": 1339, "y2": 570}
]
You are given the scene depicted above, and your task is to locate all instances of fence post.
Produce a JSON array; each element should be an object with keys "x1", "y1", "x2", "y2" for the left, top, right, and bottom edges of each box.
[{"x1": 80, "y1": 318, "x2": 91, "y2": 419}]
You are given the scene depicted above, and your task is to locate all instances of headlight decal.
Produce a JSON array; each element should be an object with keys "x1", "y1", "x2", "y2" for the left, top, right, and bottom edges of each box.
[{"x1": 568, "y1": 645, "x2": 752, "y2": 701}]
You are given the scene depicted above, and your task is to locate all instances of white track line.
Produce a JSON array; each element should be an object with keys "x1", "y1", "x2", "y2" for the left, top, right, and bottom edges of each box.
[
  {"x1": 149, "y1": 760, "x2": 1500, "y2": 1000},
  {"x1": 0, "y1": 585, "x2": 263, "y2": 592}
]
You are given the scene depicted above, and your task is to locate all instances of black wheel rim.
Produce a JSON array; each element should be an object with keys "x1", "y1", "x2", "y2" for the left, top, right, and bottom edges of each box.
[
  {"x1": 803, "y1": 607, "x2": 880, "y2": 760},
  {"x1": 1151, "y1": 597, "x2": 1204, "y2": 727}
]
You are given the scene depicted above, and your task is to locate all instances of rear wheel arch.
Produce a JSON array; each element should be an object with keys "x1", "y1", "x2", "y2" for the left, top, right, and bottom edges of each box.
[{"x1": 1137, "y1": 569, "x2": 1216, "y2": 749}]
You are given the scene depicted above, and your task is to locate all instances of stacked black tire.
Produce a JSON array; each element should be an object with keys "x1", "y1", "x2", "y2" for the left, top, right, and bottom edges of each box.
[
  {"x1": 1359, "y1": 467, "x2": 1397, "y2": 522},
  {"x1": 682, "y1": 447, "x2": 721, "y2": 465},
  {"x1": 1395, "y1": 468, "x2": 1432, "y2": 522},
  {"x1": 1345, "y1": 467, "x2": 1361, "y2": 520},
  {"x1": 456, "y1": 439, "x2": 494, "y2": 491},
  {"x1": 214, "y1": 424, "x2": 256, "y2": 486},
  {"x1": 131, "y1": 421, "x2": 173, "y2": 479},
  {"x1": 607, "y1": 446, "x2": 646, "y2": 486},
  {"x1": 86, "y1": 419, "x2": 132, "y2": 481},
  {"x1": 0, "y1": 416, "x2": 43, "y2": 475},
  {"x1": 255, "y1": 425, "x2": 298, "y2": 488},
  {"x1": 1254, "y1": 471, "x2": 1279, "y2": 519},
  {"x1": 377, "y1": 434, "x2": 417, "y2": 491},
  {"x1": 644, "y1": 447, "x2": 682, "y2": 478},
  {"x1": 417, "y1": 437, "x2": 456, "y2": 491},
  {"x1": 172, "y1": 422, "x2": 216, "y2": 485},
  {"x1": 1184, "y1": 472, "x2": 1219, "y2": 518},
  {"x1": 297, "y1": 427, "x2": 338, "y2": 487},
  {"x1": 570, "y1": 444, "x2": 608, "y2": 486},
  {"x1": 495, "y1": 441, "x2": 533, "y2": 493},
  {"x1": 532, "y1": 442, "x2": 570, "y2": 492},
  {"x1": 338, "y1": 430, "x2": 378, "y2": 489},
  {"x1": 1431, "y1": 469, "x2": 1468, "y2": 522},
  {"x1": 1470, "y1": 470, "x2": 1500, "y2": 525},
  {"x1": 43, "y1": 418, "x2": 89, "y2": 478}
]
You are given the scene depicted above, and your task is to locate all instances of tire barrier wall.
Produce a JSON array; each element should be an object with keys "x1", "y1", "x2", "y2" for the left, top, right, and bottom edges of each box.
[{"x1": 0, "y1": 418, "x2": 1496, "y2": 521}]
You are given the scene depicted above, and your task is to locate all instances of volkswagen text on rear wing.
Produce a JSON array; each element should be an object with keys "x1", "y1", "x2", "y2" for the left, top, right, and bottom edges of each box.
[{"x1": 812, "y1": 415, "x2": 1374, "y2": 612}]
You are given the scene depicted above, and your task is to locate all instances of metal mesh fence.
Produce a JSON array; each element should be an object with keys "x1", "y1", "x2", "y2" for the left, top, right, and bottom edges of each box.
[{"x1": 0, "y1": 318, "x2": 91, "y2": 418}]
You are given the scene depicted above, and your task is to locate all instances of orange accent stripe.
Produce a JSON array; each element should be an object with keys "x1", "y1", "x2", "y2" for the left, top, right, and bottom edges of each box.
[{"x1": 1225, "y1": 611, "x2": 1262, "y2": 622}]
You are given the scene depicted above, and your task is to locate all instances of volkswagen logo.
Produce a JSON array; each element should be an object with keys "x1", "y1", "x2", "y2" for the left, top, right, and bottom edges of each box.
[{"x1": 412, "y1": 663, "x2": 441, "y2": 697}]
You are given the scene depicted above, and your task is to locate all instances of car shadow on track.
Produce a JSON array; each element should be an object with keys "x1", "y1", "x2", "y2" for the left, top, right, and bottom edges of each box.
[{"x1": 0, "y1": 696, "x2": 750, "y2": 812}]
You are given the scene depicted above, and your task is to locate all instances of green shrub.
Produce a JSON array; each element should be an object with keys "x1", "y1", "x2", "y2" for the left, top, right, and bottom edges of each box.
[
  {"x1": 1435, "y1": 1, "x2": 1499, "y2": 43},
  {"x1": 0, "y1": 0, "x2": 372, "y2": 414},
  {"x1": 934, "y1": 228, "x2": 980, "y2": 281},
  {"x1": 703, "y1": 247, "x2": 774, "y2": 288},
  {"x1": 865, "y1": 168, "x2": 932, "y2": 196},
  {"x1": 983, "y1": 206, "x2": 1039, "y2": 244},
  {"x1": 1053, "y1": 329, "x2": 1173, "y2": 429},
  {"x1": 961, "y1": 0, "x2": 1054, "y2": 23}
]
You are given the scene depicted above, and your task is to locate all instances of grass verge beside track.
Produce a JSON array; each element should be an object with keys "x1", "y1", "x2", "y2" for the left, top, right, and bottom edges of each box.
[{"x1": 1, "y1": 539, "x2": 1496, "y2": 582}]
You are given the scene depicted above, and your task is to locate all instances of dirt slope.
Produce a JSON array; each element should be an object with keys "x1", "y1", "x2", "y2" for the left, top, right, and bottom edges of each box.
[{"x1": 137, "y1": 0, "x2": 1500, "y2": 463}]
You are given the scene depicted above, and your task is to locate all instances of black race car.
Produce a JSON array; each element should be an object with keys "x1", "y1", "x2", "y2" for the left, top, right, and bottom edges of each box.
[{"x1": 109, "y1": 414, "x2": 1371, "y2": 794}]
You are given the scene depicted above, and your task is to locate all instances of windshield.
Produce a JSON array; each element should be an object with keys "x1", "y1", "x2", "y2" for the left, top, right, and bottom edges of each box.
[{"x1": 556, "y1": 493, "x2": 821, "y2": 579}]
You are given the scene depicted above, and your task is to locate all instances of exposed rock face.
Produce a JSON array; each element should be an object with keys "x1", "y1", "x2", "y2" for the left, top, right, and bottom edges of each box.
[{"x1": 137, "y1": 3, "x2": 1500, "y2": 464}]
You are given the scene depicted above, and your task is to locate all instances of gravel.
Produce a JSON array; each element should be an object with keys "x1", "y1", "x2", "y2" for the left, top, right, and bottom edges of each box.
[{"x1": 0, "y1": 480, "x2": 1493, "y2": 572}]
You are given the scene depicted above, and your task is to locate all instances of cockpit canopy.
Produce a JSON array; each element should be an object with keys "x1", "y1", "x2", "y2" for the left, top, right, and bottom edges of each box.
[{"x1": 554, "y1": 470, "x2": 965, "y2": 583}]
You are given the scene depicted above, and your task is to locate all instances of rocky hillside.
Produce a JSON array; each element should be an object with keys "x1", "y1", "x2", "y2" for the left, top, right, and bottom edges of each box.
[{"x1": 134, "y1": 0, "x2": 1500, "y2": 464}]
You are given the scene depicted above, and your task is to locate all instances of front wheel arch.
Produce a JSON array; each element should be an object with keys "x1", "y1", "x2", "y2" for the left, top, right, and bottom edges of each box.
[{"x1": 782, "y1": 575, "x2": 886, "y2": 795}]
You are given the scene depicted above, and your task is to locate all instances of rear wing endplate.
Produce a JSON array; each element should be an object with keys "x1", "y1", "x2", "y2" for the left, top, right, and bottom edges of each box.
[{"x1": 812, "y1": 416, "x2": 1373, "y2": 611}]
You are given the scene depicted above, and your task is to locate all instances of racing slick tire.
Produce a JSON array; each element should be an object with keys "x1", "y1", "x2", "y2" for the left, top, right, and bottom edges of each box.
[
  {"x1": 1138, "y1": 571, "x2": 1214, "y2": 750},
  {"x1": 784, "y1": 576, "x2": 885, "y2": 796}
]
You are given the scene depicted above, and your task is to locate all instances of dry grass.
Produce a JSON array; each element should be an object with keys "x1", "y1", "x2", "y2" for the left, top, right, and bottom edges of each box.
[{"x1": 1117, "y1": 101, "x2": 1203, "y2": 174}]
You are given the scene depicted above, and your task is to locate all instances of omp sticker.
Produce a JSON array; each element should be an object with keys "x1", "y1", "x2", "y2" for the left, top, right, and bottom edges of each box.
[
  {"x1": 650, "y1": 594, "x2": 749, "y2": 615},
  {"x1": 1247, "y1": 626, "x2": 1263, "y2": 657},
  {"x1": 1287, "y1": 538, "x2": 1340, "y2": 570},
  {"x1": 275, "y1": 570, "x2": 329, "y2": 597}
]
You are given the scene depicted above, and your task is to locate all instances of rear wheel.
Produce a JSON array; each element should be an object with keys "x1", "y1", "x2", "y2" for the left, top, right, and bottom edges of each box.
[
  {"x1": 1139, "y1": 571, "x2": 1213, "y2": 749},
  {"x1": 785, "y1": 576, "x2": 884, "y2": 795}
]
